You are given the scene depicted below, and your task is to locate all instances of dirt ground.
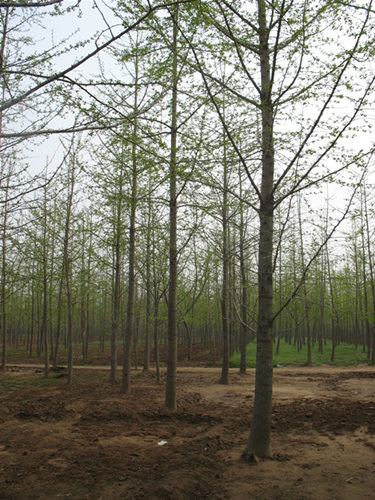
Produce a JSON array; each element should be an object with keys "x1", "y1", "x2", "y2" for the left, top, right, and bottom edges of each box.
[{"x1": 0, "y1": 361, "x2": 374, "y2": 500}]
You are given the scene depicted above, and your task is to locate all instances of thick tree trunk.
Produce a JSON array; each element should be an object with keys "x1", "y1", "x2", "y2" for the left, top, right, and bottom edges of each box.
[
  {"x1": 244, "y1": 203, "x2": 274, "y2": 459},
  {"x1": 244, "y1": 0, "x2": 274, "y2": 460}
]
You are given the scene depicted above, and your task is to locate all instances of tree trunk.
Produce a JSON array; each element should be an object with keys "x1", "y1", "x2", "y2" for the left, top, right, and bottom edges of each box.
[
  {"x1": 0, "y1": 8, "x2": 9, "y2": 373},
  {"x1": 64, "y1": 150, "x2": 76, "y2": 386},
  {"x1": 111, "y1": 169, "x2": 123, "y2": 383},
  {"x1": 143, "y1": 177, "x2": 152, "y2": 373},
  {"x1": 121, "y1": 46, "x2": 139, "y2": 393},
  {"x1": 220, "y1": 116, "x2": 230, "y2": 385},
  {"x1": 42, "y1": 182, "x2": 49, "y2": 379},
  {"x1": 298, "y1": 196, "x2": 312, "y2": 366},
  {"x1": 239, "y1": 169, "x2": 249, "y2": 375},
  {"x1": 165, "y1": 4, "x2": 179, "y2": 409},
  {"x1": 244, "y1": 0, "x2": 274, "y2": 459}
]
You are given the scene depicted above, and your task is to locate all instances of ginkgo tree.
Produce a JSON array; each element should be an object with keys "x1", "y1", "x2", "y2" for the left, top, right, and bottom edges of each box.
[{"x1": 182, "y1": 0, "x2": 375, "y2": 459}]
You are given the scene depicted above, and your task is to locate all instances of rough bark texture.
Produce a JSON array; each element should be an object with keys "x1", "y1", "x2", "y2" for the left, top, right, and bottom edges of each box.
[{"x1": 244, "y1": 0, "x2": 274, "y2": 460}]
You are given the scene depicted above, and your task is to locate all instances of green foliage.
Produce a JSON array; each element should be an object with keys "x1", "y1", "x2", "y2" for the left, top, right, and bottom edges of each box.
[{"x1": 230, "y1": 340, "x2": 370, "y2": 368}]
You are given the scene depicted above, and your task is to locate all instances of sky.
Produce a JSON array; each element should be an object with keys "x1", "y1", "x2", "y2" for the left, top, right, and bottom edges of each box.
[{"x1": 2, "y1": 0, "x2": 374, "y2": 250}]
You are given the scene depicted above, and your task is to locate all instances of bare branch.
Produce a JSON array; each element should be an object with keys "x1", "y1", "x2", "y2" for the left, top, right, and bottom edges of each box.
[
  {"x1": 0, "y1": 0, "x2": 64, "y2": 7},
  {"x1": 271, "y1": 166, "x2": 368, "y2": 324},
  {"x1": 0, "y1": 0, "x2": 195, "y2": 114}
]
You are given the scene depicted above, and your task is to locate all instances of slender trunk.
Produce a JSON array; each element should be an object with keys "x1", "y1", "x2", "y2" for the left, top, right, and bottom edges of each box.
[
  {"x1": 363, "y1": 184, "x2": 375, "y2": 364},
  {"x1": 42, "y1": 183, "x2": 49, "y2": 379},
  {"x1": 326, "y1": 248, "x2": 337, "y2": 362},
  {"x1": 319, "y1": 250, "x2": 325, "y2": 354},
  {"x1": 154, "y1": 297, "x2": 160, "y2": 384},
  {"x1": 298, "y1": 196, "x2": 312, "y2": 366},
  {"x1": 111, "y1": 171, "x2": 123, "y2": 383},
  {"x1": 239, "y1": 171, "x2": 248, "y2": 374},
  {"x1": 80, "y1": 225, "x2": 87, "y2": 363},
  {"x1": 360, "y1": 193, "x2": 371, "y2": 357},
  {"x1": 220, "y1": 188, "x2": 230, "y2": 384},
  {"x1": 29, "y1": 260, "x2": 35, "y2": 358},
  {"x1": 165, "y1": 4, "x2": 179, "y2": 409},
  {"x1": 84, "y1": 222, "x2": 92, "y2": 361},
  {"x1": 143, "y1": 179, "x2": 152, "y2": 373},
  {"x1": 220, "y1": 113, "x2": 230, "y2": 384},
  {"x1": 0, "y1": 8, "x2": 9, "y2": 373},
  {"x1": 0, "y1": 175, "x2": 9, "y2": 373},
  {"x1": 121, "y1": 46, "x2": 139, "y2": 393},
  {"x1": 53, "y1": 274, "x2": 64, "y2": 368},
  {"x1": 64, "y1": 156, "x2": 76, "y2": 386}
]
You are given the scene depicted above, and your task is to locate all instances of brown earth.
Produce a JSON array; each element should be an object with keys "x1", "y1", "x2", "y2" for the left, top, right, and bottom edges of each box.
[{"x1": 0, "y1": 357, "x2": 375, "y2": 499}]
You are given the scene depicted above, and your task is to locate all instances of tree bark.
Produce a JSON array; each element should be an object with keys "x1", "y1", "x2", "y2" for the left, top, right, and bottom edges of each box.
[
  {"x1": 165, "y1": 4, "x2": 179, "y2": 409},
  {"x1": 244, "y1": 0, "x2": 274, "y2": 460}
]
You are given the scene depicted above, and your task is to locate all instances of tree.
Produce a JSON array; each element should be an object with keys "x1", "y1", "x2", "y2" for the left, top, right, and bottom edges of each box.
[
  {"x1": 61, "y1": 138, "x2": 79, "y2": 385},
  {"x1": 165, "y1": 3, "x2": 180, "y2": 409},
  {"x1": 186, "y1": 0, "x2": 375, "y2": 459}
]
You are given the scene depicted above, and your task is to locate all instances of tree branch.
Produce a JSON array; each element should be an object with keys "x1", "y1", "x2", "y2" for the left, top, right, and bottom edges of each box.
[
  {"x1": 0, "y1": 0, "x2": 64, "y2": 7},
  {"x1": 0, "y1": 0, "x2": 195, "y2": 114}
]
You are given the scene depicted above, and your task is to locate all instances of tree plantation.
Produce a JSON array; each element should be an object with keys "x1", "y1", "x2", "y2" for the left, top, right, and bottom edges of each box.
[{"x1": 1, "y1": 0, "x2": 375, "y2": 479}]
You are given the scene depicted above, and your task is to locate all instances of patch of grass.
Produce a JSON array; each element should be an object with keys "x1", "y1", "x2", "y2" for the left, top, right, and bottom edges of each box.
[
  {"x1": 0, "y1": 372, "x2": 69, "y2": 395},
  {"x1": 0, "y1": 375, "x2": 29, "y2": 394},
  {"x1": 6, "y1": 348, "x2": 34, "y2": 358},
  {"x1": 229, "y1": 339, "x2": 371, "y2": 368}
]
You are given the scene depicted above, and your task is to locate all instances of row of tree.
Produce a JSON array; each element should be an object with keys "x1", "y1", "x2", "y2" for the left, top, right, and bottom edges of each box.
[
  {"x1": 2, "y1": 163, "x2": 375, "y2": 359},
  {"x1": 1, "y1": 0, "x2": 375, "y2": 459}
]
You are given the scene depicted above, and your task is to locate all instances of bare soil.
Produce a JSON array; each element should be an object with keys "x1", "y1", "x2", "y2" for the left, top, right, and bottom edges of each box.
[{"x1": 1, "y1": 360, "x2": 374, "y2": 499}]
